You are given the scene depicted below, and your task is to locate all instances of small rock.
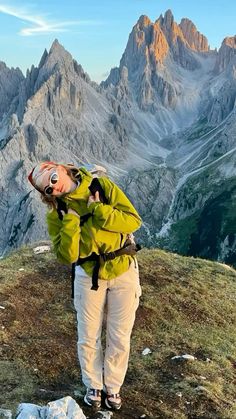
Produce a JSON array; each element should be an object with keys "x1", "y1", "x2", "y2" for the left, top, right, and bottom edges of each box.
[
  {"x1": 185, "y1": 401, "x2": 191, "y2": 405},
  {"x1": 142, "y1": 347, "x2": 152, "y2": 356},
  {"x1": 17, "y1": 397, "x2": 86, "y2": 418},
  {"x1": 205, "y1": 357, "x2": 211, "y2": 362},
  {"x1": 2, "y1": 326, "x2": 5, "y2": 330},
  {"x1": 139, "y1": 415, "x2": 146, "y2": 419},
  {"x1": 16, "y1": 404, "x2": 43, "y2": 419},
  {"x1": 182, "y1": 354, "x2": 195, "y2": 361},
  {"x1": 33, "y1": 245, "x2": 50, "y2": 254},
  {"x1": 96, "y1": 412, "x2": 113, "y2": 419},
  {"x1": 199, "y1": 376, "x2": 207, "y2": 380},
  {"x1": 0, "y1": 305, "x2": 5, "y2": 310},
  {"x1": 19, "y1": 268, "x2": 25, "y2": 271},
  {"x1": 176, "y1": 392, "x2": 182, "y2": 398},
  {"x1": 0, "y1": 408, "x2": 12, "y2": 418},
  {"x1": 171, "y1": 354, "x2": 195, "y2": 361},
  {"x1": 195, "y1": 386, "x2": 208, "y2": 392}
]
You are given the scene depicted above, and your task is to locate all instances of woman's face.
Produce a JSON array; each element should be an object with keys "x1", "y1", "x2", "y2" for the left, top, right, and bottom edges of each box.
[{"x1": 40, "y1": 165, "x2": 77, "y2": 196}]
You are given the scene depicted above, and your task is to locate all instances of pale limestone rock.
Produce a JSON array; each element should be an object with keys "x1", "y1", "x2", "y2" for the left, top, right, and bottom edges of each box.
[
  {"x1": 171, "y1": 354, "x2": 196, "y2": 361},
  {"x1": 0, "y1": 408, "x2": 12, "y2": 418},
  {"x1": 104, "y1": 8, "x2": 204, "y2": 116},
  {"x1": 163, "y1": 9, "x2": 174, "y2": 30},
  {"x1": 0, "y1": 62, "x2": 24, "y2": 121},
  {"x1": 142, "y1": 348, "x2": 152, "y2": 356},
  {"x1": 179, "y1": 18, "x2": 209, "y2": 52},
  {"x1": 33, "y1": 245, "x2": 51, "y2": 254},
  {"x1": 156, "y1": 10, "x2": 201, "y2": 70},
  {"x1": 215, "y1": 36, "x2": 236, "y2": 73},
  {"x1": 16, "y1": 396, "x2": 86, "y2": 419},
  {"x1": 137, "y1": 15, "x2": 151, "y2": 29}
]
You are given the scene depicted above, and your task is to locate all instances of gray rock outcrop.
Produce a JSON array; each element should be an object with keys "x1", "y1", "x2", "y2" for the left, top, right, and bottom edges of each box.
[
  {"x1": 179, "y1": 18, "x2": 209, "y2": 52},
  {"x1": 215, "y1": 36, "x2": 236, "y2": 73},
  {"x1": 0, "y1": 62, "x2": 24, "y2": 121},
  {"x1": 16, "y1": 396, "x2": 86, "y2": 418}
]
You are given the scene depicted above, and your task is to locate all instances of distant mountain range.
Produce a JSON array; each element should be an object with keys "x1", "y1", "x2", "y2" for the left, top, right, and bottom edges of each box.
[{"x1": 0, "y1": 9, "x2": 236, "y2": 264}]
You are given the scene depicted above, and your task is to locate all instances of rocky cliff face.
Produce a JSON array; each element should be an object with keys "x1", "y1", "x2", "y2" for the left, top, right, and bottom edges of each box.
[
  {"x1": 0, "y1": 10, "x2": 236, "y2": 265},
  {"x1": 103, "y1": 9, "x2": 211, "y2": 115},
  {"x1": 204, "y1": 37, "x2": 236, "y2": 125},
  {"x1": 0, "y1": 62, "x2": 24, "y2": 130},
  {"x1": 215, "y1": 36, "x2": 236, "y2": 73},
  {"x1": 179, "y1": 18, "x2": 209, "y2": 52}
]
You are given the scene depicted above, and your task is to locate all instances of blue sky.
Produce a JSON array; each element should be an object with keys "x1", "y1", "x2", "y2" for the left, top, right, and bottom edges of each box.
[{"x1": 0, "y1": 0, "x2": 235, "y2": 82}]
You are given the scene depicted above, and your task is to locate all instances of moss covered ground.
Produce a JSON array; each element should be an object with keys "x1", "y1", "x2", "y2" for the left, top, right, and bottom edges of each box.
[{"x1": 1, "y1": 246, "x2": 236, "y2": 418}]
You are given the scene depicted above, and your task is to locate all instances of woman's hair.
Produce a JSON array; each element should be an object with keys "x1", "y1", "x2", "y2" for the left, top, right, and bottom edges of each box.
[{"x1": 40, "y1": 163, "x2": 79, "y2": 209}]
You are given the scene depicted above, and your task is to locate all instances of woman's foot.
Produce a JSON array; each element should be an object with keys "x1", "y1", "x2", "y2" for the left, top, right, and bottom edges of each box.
[
  {"x1": 105, "y1": 393, "x2": 122, "y2": 410},
  {"x1": 84, "y1": 388, "x2": 101, "y2": 408}
]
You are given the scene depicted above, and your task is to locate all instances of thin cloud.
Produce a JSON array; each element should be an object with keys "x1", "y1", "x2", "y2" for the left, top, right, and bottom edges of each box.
[{"x1": 0, "y1": 4, "x2": 101, "y2": 36}]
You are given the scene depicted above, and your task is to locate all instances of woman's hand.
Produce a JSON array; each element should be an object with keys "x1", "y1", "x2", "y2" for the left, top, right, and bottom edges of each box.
[{"x1": 87, "y1": 191, "x2": 100, "y2": 207}]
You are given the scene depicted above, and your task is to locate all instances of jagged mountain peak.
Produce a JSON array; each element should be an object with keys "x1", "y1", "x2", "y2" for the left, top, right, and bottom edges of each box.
[
  {"x1": 46, "y1": 39, "x2": 73, "y2": 68},
  {"x1": 163, "y1": 9, "x2": 174, "y2": 28},
  {"x1": 104, "y1": 9, "x2": 208, "y2": 95},
  {"x1": 179, "y1": 18, "x2": 209, "y2": 52},
  {"x1": 180, "y1": 17, "x2": 197, "y2": 31},
  {"x1": 14, "y1": 40, "x2": 84, "y2": 123},
  {"x1": 0, "y1": 60, "x2": 23, "y2": 74},
  {"x1": 137, "y1": 15, "x2": 151, "y2": 28},
  {"x1": 0, "y1": 60, "x2": 7, "y2": 70},
  {"x1": 50, "y1": 38, "x2": 60, "y2": 49},
  {"x1": 156, "y1": 9, "x2": 174, "y2": 26},
  {"x1": 155, "y1": 11, "x2": 209, "y2": 53},
  {"x1": 223, "y1": 36, "x2": 236, "y2": 48},
  {"x1": 0, "y1": 62, "x2": 24, "y2": 120},
  {"x1": 32, "y1": 40, "x2": 74, "y2": 89},
  {"x1": 38, "y1": 48, "x2": 48, "y2": 69},
  {"x1": 131, "y1": 10, "x2": 209, "y2": 57},
  {"x1": 49, "y1": 39, "x2": 69, "y2": 55},
  {"x1": 214, "y1": 35, "x2": 236, "y2": 73}
]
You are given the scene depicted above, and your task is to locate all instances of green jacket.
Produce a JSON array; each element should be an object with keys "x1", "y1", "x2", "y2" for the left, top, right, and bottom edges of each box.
[{"x1": 47, "y1": 168, "x2": 142, "y2": 280}]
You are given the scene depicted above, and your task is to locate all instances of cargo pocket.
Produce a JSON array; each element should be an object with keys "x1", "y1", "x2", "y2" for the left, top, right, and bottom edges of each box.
[
  {"x1": 130, "y1": 258, "x2": 139, "y2": 275},
  {"x1": 134, "y1": 274, "x2": 142, "y2": 311}
]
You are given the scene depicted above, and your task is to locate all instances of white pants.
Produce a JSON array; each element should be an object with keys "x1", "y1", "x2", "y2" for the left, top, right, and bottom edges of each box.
[{"x1": 74, "y1": 260, "x2": 141, "y2": 394}]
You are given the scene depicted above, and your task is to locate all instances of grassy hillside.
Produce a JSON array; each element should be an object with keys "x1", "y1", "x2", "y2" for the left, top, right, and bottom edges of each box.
[
  {"x1": 159, "y1": 171, "x2": 236, "y2": 266},
  {"x1": 1, "y1": 246, "x2": 236, "y2": 418}
]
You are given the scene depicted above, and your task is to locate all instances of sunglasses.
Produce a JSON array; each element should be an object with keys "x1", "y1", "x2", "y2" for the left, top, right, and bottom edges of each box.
[{"x1": 44, "y1": 171, "x2": 59, "y2": 195}]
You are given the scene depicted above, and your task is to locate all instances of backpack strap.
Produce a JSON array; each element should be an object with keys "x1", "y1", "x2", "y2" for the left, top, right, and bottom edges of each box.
[
  {"x1": 56, "y1": 198, "x2": 68, "y2": 220},
  {"x1": 77, "y1": 238, "x2": 141, "y2": 292}
]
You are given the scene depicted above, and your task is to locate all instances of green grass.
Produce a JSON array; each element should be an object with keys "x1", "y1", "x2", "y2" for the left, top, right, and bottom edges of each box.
[
  {"x1": 1, "y1": 246, "x2": 236, "y2": 418},
  {"x1": 159, "y1": 172, "x2": 236, "y2": 266}
]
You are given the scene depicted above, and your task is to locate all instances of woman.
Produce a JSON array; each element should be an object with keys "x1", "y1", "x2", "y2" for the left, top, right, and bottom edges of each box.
[{"x1": 28, "y1": 161, "x2": 142, "y2": 411}]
